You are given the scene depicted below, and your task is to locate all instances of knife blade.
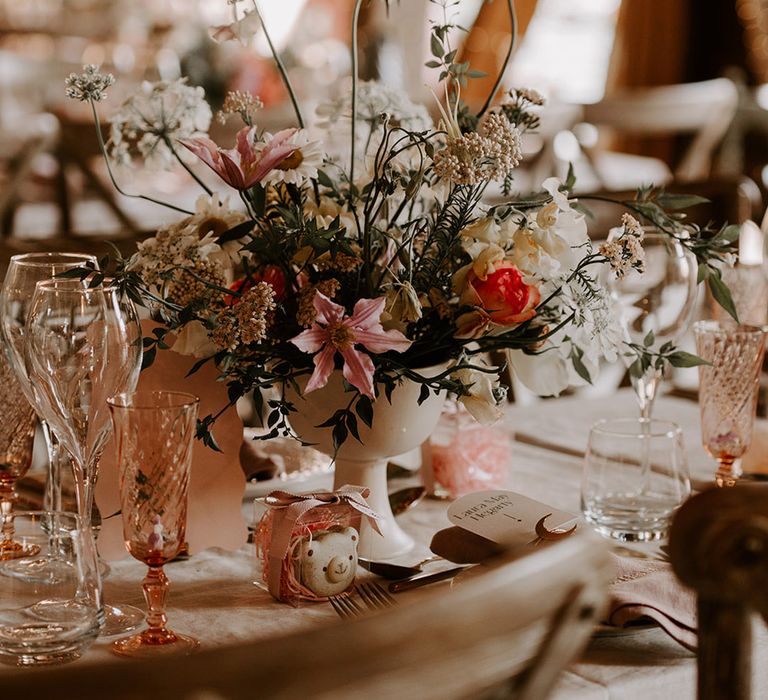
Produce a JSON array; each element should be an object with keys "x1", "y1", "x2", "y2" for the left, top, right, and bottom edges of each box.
[{"x1": 388, "y1": 566, "x2": 468, "y2": 593}]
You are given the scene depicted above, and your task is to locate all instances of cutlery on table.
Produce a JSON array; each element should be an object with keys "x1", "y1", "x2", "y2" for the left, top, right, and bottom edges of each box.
[{"x1": 388, "y1": 566, "x2": 468, "y2": 593}]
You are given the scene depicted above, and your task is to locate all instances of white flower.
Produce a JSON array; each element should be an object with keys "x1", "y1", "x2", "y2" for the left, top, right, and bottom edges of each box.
[
  {"x1": 109, "y1": 79, "x2": 212, "y2": 170},
  {"x1": 382, "y1": 281, "x2": 422, "y2": 331},
  {"x1": 508, "y1": 347, "x2": 571, "y2": 397},
  {"x1": 452, "y1": 365, "x2": 505, "y2": 425},
  {"x1": 171, "y1": 321, "x2": 217, "y2": 358},
  {"x1": 316, "y1": 80, "x2": 433, "y2": 132},
  {"x1": 209, "y1": 8, "x2": 262, "y2": 45},
  {"x1": 259, "y1": 130, "x2": 324, "y2": 187},
  {"x1": 460, "y1": 217, "x2": 501, "y2": 246},
  {"x1": 65, "y1": 64, "x2": 114, "y2": 102}
]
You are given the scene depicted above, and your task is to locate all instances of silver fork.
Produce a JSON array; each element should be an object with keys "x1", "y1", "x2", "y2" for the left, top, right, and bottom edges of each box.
[
  {"x1": 355, "y1": 581, "x2": 398, "y2": 610},
  {"x1": 328, "y1": 592, "x2": 365, "y2": 619}
]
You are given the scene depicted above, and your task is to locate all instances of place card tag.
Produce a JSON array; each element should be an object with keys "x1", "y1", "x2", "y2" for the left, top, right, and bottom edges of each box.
[{"x1": 447, "y1": 490, "x2": 579, "y2": 547}]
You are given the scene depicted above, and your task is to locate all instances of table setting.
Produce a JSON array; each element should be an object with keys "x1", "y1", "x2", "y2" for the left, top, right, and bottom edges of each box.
[{"x1": 0, "y1": 0, "x2": 766, "y2": 698}]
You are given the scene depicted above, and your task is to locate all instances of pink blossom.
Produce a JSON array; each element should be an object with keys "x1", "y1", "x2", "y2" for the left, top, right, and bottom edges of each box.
[
  {"x1": 181, "y1": 127, "x2": 297, "y2": 191},
  {"x1": 290, "y1": 293, "x2": 412, "y2": 398}
]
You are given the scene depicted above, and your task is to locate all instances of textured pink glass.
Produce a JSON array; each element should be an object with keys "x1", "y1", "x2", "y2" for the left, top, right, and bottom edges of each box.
[
  {"x1": 0, "y1": 353, "x2": 38, "y2": 559},
  {"x1": 694, "y1": 321, "x2": 766, "y2": 487},
  {"x1": 108, "y1": 390, "x2": 199, "y2": 657}
]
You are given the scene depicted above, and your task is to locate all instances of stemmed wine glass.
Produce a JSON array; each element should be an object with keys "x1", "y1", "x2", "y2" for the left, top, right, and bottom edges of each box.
[
  {"x1": 694, "y1": 321, "x2": 766, "y2": 487},
  {"x1": 607, "y1": 228, "x2": 698, "y2": 420},
  {"x1": 108, "y1": 390, "x2": 199, "y2": 657},
  {"x1": 23, "y1": 277, "x2": 144, "y2": 636},
  {"x1": 1, "y1": 253, "x2": 98, "y2": 512},
  {"x1": 0, "y1": 352, "x2": 38, "y2": 559}
]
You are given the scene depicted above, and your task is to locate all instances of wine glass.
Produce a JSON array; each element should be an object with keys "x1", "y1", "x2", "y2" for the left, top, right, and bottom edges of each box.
[
  {"x1": 694, "y1": 321, "x2": 766, "y2": 487},
  {"x1": 607, "y1": 228, "x2": 698, "y2": 421},
  {"x1": 1, "y1": 252, "x2": 98, "y2": 513},
  {"x1": 0, "y1": 352, "x2": 38, "y2": 559},
  {"x1": 108, "y1": 390, "x2": 199, "y2": 657},
  {"x1": 23, "y1": 278, "x2": 144, "y2": 636}
]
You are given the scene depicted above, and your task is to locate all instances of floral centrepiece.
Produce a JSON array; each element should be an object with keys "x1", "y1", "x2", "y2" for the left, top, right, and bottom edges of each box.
[{"x1": 64, "y1": 0, "x2": 737, "y2": 450}]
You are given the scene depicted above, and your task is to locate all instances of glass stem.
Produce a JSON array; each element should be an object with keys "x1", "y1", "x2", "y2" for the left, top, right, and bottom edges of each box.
[
  {"x1": 0, "y1": 480, "x2": 16, "y2": 552},
  {"x1": 142, "y1": 565, "x2": 173, "y2": 642},
  {"x1": 40, "y1": 420, "x2": 62, "y2": 512},
  {"x1": 634, "y1": 367, "x2": 662, "y2": 495},
  {"x1": 716, "y1": 458, "x2": 740, "y2": 488}
]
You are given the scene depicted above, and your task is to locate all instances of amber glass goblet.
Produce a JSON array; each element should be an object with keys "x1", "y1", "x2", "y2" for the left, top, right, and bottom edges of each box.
[
  {"x1": 108, "y1": 390, "x2": 199, "y2": 657},
  {"x1": 694, "y1": 321, "x2": 766, "y2": 487},
  {"x1": 0, "y1": 353, "x2": 38, "y2": 559}
]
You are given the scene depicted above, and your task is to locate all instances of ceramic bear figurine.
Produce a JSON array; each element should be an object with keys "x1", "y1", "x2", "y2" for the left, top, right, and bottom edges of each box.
[{"x1": 299, "y1": 527, "x2": 358, "y2": 597}]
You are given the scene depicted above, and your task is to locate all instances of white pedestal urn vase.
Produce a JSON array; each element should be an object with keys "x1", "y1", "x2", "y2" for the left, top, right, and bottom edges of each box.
[{"x1": 288, "y1": 366, "x2": 447, "y2": 559}]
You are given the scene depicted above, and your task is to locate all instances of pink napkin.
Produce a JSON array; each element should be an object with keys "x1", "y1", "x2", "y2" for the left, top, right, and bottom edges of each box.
[{"x1": 606, "y1": 554, "x2": 697, "y2": 651}]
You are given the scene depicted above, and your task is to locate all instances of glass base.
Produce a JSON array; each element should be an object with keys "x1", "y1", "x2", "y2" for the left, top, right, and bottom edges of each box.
[
  {"x1": 592, "y1": 524, "x2": 667, "y2": 543},
  {"x1": 100, "y1": 604, "x2": 145, "y2": 638},
  {"x1": 0, "y1": 541, "x2": 41, "y2": 561},
  {"x1": 111, "y1": 629, "x2": 199, "y2": 658},
  {"x1": 1, "y1": 554, "x2": 73, "y2": 583},
  {"x1": 0, "y1": 648, "x2": 84, "y2": 667}
]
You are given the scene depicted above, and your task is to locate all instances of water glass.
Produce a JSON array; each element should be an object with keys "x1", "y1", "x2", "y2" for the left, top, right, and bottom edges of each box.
[
  {"x1": 694, "y1": 321, "x2": 766, "y2": 487},
  {"x1": 581, "y1": 418, "x2": 691, "y2": 542},
  {"x1": 0, "y1": 511, "x2": 101, "y2": 666}
]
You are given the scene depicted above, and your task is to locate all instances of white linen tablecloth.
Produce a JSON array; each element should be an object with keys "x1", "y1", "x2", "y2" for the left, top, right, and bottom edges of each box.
[{"x1": 4, "y1": 389, "x2": 767, "y2": 700}]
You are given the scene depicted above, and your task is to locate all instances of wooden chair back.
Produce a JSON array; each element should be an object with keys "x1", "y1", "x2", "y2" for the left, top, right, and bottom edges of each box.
[
  {"x1": 670, "y1": 486, "x2": 768, "y2": 700},
  {"x1": 582, "y1": 78, "x2": 739, "y2": 182},
  {"x1": 4, "y1": 533, "x2": 611, "y2": 700}
]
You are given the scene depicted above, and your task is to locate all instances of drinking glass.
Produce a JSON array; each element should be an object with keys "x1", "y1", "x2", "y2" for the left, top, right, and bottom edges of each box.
[
  {"x1": 694, "y1": 321, "x2": 766, "y2": 487},
  {"x1": 581, "y1": 418, "x2": 691, "y2": 542},
  {"x1": 108, "y1": 390, "x2": 199, "y2": 657},
  {"x1": 1, "y1": 252, "x2": 98, "y2": 512},
  {"x1": 607, "y1": 228, "x2": 698, "y2": 421},
  {"x1": 0, "y1": 511, "x2": 101, "y2": 666},
  {"x1": 0, "y1": 353, "x2": 38, "y2": 559},
  {"x1": 23, "y1": 278, "x2": 144, "y2": 635}
]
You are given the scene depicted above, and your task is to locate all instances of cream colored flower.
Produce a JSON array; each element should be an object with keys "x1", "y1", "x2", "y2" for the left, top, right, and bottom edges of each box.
[
  {"x1": 452, "y1": 365, "x2": 504, "y2": 425},
  {"x1": 171, "y1": 320, "x2": 217, "y2": 358},
  {"x1": 260, "y1": 130, "x2": 324, "y2": 187}
]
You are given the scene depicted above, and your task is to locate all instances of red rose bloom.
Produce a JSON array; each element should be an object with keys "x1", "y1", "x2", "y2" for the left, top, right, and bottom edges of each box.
[
  {"x1": 469, "y1": 263, "x2": 539, "y2": 324},
  {"x1": 227, "y1": 265, "x2": 286, "y2": 305}
]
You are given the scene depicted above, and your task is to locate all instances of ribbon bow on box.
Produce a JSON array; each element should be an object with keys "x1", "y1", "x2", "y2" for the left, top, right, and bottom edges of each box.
[{"x1": 264, "y1": 485, "x2": 381, "y2": 598}]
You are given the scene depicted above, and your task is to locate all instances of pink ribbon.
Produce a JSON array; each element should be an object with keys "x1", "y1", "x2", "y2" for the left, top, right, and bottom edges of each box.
[{"x1": 264, "y1": 485, "x2": 381, "y2": 598}]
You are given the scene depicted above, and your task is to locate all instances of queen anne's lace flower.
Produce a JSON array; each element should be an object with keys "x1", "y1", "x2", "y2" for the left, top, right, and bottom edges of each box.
[
  {"x1": 109, "y1": 79, "x2": 212, "y2": 170},
  {"x1": 65, "y1": 65, "x2": 115, "y2": 102},
  {"x1": 217, "y1": 90, "x2": 263, "y2": 126},
  {"x1": 432, "y1": 112, "x2": 522, "y2": 185}
]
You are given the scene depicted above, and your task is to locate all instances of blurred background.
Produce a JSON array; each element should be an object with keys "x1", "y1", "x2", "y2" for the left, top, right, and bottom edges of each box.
[{"x1": 1, "y1": 0, "x2": 767, "y2": 260}]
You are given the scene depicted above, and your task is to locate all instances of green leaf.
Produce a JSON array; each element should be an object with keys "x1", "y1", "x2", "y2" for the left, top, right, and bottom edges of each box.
[
  {"x1": 708, "y1": 272, "x2": 739, "y2": 323},
  {"x1": 332, "y1": 421, "x2": 348, "y2": 451},
  {"x1": 697, "y1": 264, "x2": 710, "y2": 284},
  {"x1": 719, "y1": 224, "x2": 741, "y2": 244},
  {"x1": 141, "y1": 345, "x2": 156, "y2": 370},
  {"x1": 564, "y1": 162, "x2": 576, "y2": 192},
  {"x1": 643, "y1": 330, "x2": 655, "y2": 347},
  {"x1": 425, "y1": 60, "x2": 442, "y2": 69},
  {"x1": 571, "y1": 352, "x2": 592, "y2": 384},
  {"x1": 346, "y1": 413, "x2": 361, "y2": 443},
  {"x1": 355, "y1": 395, "x2": 374, "y2": 428},
  {"x1": 667, "y1": 351, "x2": 711, "y2": 368},
  {"x1": 430, "y1": 33, "x2": 444, "y2": 58},
  {"x1": 655, "y1": 193, "x2": 709, "y2": 210},
  {"x1": 417, "y1": 383, "x2": 430, "y2": 406}
]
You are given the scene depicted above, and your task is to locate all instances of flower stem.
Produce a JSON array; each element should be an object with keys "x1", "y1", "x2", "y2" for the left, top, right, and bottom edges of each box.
[
  {"x1": 251, "y1": 1, "x2": 304, "y2": 129},
  {"x1": 349, "y1": 0, "x2": 364, "y2": 187},
  {"x1": 164, "y1": 136, "x2": 213, "y2": 196},
  {"x1": 476, "y1": 0, "x2": 517, "y2": 119},
  {"x1": 89, "y1": 102, "x2": 193, "y2": 215}
]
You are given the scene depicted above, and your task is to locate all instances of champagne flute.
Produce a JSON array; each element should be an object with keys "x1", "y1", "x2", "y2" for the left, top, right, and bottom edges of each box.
[
  {"x1": 23, "y1": 278, "x2": 144, "y2": 636},
  {"x1": 1, "y1": 252, "x2": 98, "y2": 513},
  {"x1": 108, "y1": 390, "x2": 199, "y2": 657},
  {"x1": 694, "y1": 321, "x2": 766, "y2": 487},
  {"x1": 607, "y1": 228, "x2": 698, "y2": 420}
]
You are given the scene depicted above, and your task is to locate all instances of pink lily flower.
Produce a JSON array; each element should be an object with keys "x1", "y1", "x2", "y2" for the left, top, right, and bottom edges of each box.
[
  {"x1": 181, "y1": 127, "x2": 297, "y2": 191},
  {"x1": 290, "y1": 293, "x2": 412, "y2": 399}
]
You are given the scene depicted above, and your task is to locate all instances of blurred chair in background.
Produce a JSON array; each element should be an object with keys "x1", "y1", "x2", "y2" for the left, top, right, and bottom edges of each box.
[{"x1": 670, "y1": 486, "x2": 768, "y2": 700}]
